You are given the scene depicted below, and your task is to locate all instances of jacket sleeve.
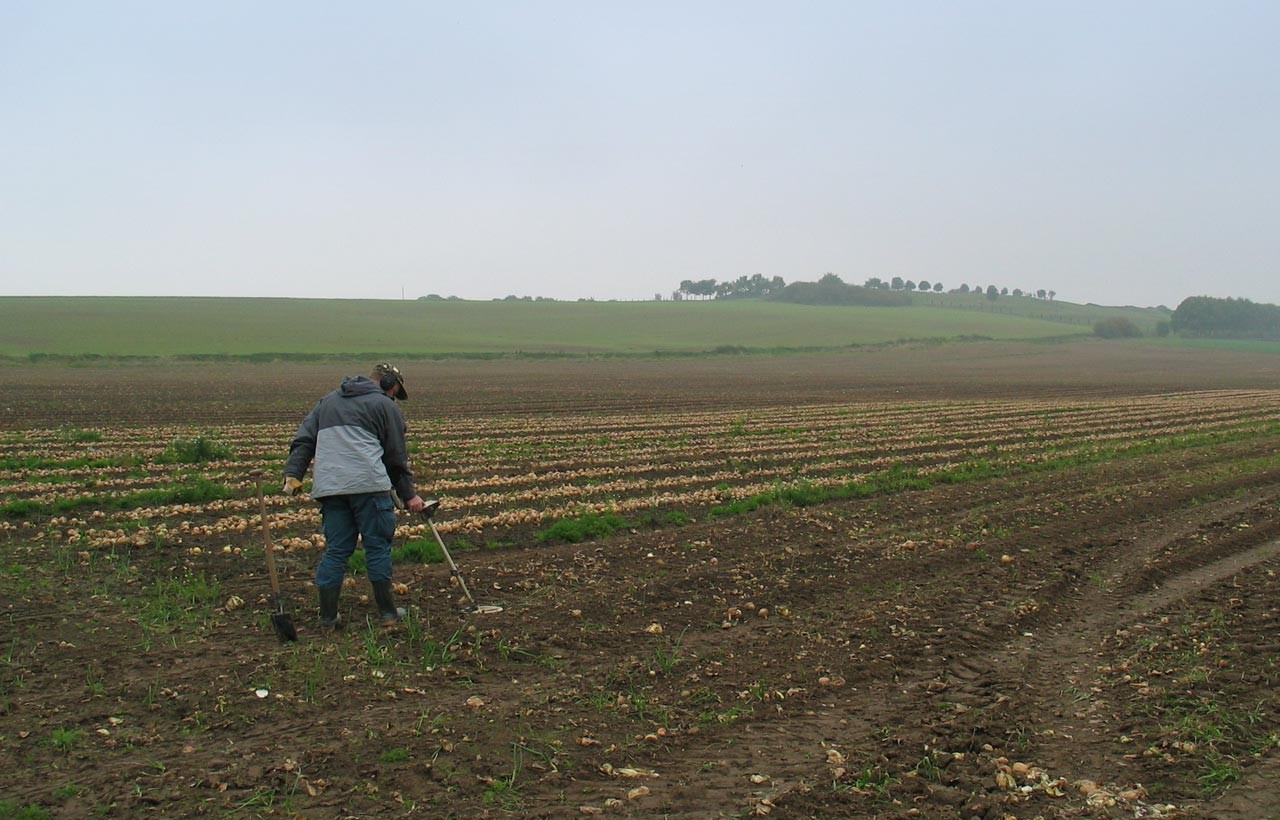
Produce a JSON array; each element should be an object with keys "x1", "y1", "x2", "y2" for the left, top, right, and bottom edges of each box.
[
  {"x1": 285, "y1": 406, "x2": 320, "y2": 480},
  {"x1": 379, "y1": 403, "x2": 418, "y2": 503}
]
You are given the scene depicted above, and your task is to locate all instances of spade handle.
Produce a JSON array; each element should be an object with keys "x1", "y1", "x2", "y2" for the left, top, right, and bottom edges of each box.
[{"x1": 253, "y1": 472, "x2": 284, "y2": 598}]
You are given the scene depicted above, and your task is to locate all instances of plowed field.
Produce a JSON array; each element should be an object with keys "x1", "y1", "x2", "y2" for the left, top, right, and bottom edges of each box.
[{"x1": 1, "y1": 342, "x2": 1278, "y2": 818}]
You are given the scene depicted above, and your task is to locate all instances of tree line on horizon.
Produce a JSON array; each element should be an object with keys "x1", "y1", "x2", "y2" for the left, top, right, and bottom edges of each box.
[
  {"x1": 415, "y1": 273, "x2": 1063, "y2": 305},
  {"x1": 676, "y1": 274, "x2": 1057, "y2": 305}
]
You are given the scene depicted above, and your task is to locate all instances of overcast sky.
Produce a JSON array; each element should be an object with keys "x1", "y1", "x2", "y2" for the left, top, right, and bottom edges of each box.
[{"x1": 2, "y1": 2, "x2": 1277, "y2": 307}]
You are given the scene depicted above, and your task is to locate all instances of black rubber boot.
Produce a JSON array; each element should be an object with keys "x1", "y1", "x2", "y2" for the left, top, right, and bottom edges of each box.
[
  {"x1": 317, "y1": 585, "x2": 343, "y2": 631},
  {"x1": 371, "y1": 580, "x2": 406, "y2": 625}
]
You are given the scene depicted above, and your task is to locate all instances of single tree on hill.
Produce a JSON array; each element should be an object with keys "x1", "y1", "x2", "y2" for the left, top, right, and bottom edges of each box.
[
  {"x1": 917, "y1": 280, "x2": 931, "y2": 291},
  {"x1": 932, "y1": 282, "x2": 943, "y2": 292},
  {"x1": 890, "y1": 276, "x2": 904, "y2": 290}
]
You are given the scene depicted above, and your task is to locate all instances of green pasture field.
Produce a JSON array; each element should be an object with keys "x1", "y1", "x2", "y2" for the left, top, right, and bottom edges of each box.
[
  {"x1": 909, "y1": 290, "x2": 1169, "y2": 332},
  {"x1": 1146, "y1": 336, "x2": 1280, "y2": 354},
  {"x1": 0, "y1": 296, "x2": 1091, "y2": 359}
]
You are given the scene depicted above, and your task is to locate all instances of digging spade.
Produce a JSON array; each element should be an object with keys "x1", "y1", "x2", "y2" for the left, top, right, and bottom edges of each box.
[
  {"x1": 250, "y1": 469, "x2": 298, "y2": 642},
  {"x1": 420, "y1": 500, "x2": 503, "y2": 614}
]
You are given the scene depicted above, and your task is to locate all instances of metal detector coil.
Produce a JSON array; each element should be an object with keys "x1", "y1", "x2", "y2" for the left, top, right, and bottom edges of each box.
[{"x1": 421, "y1": 500, "x2": 504, "y2": 614}]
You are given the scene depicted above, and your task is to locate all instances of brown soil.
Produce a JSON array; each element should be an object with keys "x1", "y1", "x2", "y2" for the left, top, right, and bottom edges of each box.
[
  {"x1": 5, "y1": 338, "x2": 1280, "y2": 427},
  {"x1": 2, "y1": 342, "x2": 1279, "y2": 818}
]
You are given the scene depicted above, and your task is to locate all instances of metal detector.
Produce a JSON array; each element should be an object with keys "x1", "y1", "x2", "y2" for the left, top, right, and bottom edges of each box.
[{"x1": 421, "y1": 500, "x2": 504, "y2": 614}]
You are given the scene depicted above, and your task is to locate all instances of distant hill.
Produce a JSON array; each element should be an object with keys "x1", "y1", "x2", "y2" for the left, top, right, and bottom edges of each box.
[
  {"x1": 1, "y1": 295, "x2": 1119, "y2": 360},
  {"x1": 909, "y1": 290, "x2": 1169, "y2": 333}
]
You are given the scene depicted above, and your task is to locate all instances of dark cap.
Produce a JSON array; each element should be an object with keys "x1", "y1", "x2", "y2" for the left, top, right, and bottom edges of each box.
[{"x1": 373, "y1": 363, "x2": 408, "y2": 400}]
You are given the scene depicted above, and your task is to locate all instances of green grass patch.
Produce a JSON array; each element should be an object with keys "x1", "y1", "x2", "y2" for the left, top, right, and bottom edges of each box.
[
  {"x1": 0, "y1": 499, "x2": 43, "y2": 518},
  {"x1": 0, "y1": 801, "x2": 51, "y2": 820},
  {"x1": 651, "y1": 629, "x2": 688, "y2": 675},
  {"x1": 154, "y1": 435, "x2": 233, "y2": 464},
  {"x1": 346, "y1": 536, "x2": 444, "y2": 575},
  {"x1": 535, "y1": 511, "x2": 631, "y2": 543},
  {"x1": 1149, "y1": 336, "x2": 1280, "y2": 354},
  {"x1": 140, "y1": 571, "x2": 222, "y2": 630},
  {"x1": 709, "y1": 466, "x2": 930, "y2": 517},
  {"x1": 833, "y1": 765, "x2": 899, "y2": 798},
  {"x1": 50, "y1": 727, "x2": 83, "y2": 754},
  {"x1": 1, "y1": 477, "x2": 234, "y2": 518},
  {"x1": 1197, "y1": 757, "x2": 1242, "y2": 794},
  {"x1": 396, "y1": 537, "x2": 443, "y2": 564},
  {"x1": 0, "y1": 454, "x2": 139, "y2": 471},
  {"x1": 420, "y1": 628, "x2": 463, "y2": 670},
  {"x1": 98, "y1": 477, "x2": 234, "y2": 509},
  {"x1": 1150, "y1": 694, "x2": 1271, "y2": 797}
]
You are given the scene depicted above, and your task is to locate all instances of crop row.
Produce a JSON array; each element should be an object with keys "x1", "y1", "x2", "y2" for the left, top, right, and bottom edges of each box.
[{"x1": 3, "y1": 390, "x2": 1278, "y2": 552}]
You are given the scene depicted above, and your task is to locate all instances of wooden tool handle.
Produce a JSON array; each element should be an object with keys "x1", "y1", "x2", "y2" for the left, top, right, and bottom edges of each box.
[{"x1": 254, "y1": 473, "x2": 283, "y2": 598}]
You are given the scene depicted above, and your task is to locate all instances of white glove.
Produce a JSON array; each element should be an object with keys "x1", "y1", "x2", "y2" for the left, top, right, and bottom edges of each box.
[{"x1": 282, "y1": 477, "x2": 303, "y2": 496}]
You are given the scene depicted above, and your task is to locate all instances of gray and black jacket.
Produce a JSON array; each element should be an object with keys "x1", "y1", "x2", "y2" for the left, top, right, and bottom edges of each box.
[{"x1": 285, "y1": 376, "x2": 417, "y2": 503}]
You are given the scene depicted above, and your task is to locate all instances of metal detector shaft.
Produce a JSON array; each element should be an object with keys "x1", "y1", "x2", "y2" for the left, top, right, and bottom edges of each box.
[{"x1": 424, "y1": 519, "x2": 479, "y2": 608}]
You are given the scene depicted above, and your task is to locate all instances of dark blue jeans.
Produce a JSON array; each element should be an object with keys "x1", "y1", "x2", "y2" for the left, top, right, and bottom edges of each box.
[{"x1": 316, "y1": 492, "x2": 396, "y2": 587}]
